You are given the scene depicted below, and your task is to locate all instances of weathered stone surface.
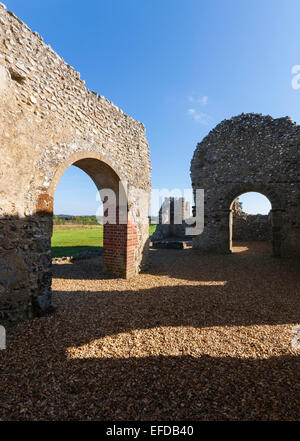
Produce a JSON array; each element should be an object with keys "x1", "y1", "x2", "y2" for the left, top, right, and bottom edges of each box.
[
  {"x1": 232, "y1": 199, "x2": 271, "y2": 242},
  {"x1": 151, "y1": 197, "x2": 191, "y2": 241},
  {"x1": 190, "y1": 113, "x2": 300, "y2": 256},
  {"x1": 0, "y1": 6, "x2": 151, "y2": 326}
]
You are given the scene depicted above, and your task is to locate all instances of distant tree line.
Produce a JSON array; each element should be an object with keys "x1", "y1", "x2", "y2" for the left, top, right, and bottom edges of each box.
[
  {"x1": 54, "y1": 215, "x2": 158, "y2": 226},
  {"x1": 53, "y1": 215, "x2": 102, "y2": 225}
]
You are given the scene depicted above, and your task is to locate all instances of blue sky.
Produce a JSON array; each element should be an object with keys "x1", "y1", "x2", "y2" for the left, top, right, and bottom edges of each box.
[{"x1": 5, "y1": 0, "x2": 300, "y2": 215}]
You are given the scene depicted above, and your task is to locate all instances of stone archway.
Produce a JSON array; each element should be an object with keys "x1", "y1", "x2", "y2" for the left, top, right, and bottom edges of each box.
[
  {"x1": 0, "y1": 6, "x2": 151, "y2": 326},
  {"x1": 227, "y1": 188, "x2": 281, "y2": 256},
  {"x1": 190, "y1": 113, "x2": 300, "y2": 257},
  {"x1": 48, "y1": 151, "x2": 139, "y2": 276}
]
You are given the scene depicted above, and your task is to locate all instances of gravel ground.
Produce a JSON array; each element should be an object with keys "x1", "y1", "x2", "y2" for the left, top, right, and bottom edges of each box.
[{"x1": 1, "y1": 241, "x2": 300, "y2": 421}]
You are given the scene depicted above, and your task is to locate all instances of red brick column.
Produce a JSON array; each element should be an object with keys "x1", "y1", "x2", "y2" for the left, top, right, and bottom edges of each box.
[{"x1": 103, "y1": 209, "x2": 138, "y2": 279}]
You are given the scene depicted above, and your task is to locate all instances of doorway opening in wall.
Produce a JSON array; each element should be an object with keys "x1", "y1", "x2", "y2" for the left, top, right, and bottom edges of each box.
[
  {"x1": 50, "y1": 155, "x2": 136, "y2": 280},
  {"x1": 230, "y1": 192, "x2": 272, "y2": 255},
  {"x1": 51, "y1": 164, "x2": 104, "y2": 270}
]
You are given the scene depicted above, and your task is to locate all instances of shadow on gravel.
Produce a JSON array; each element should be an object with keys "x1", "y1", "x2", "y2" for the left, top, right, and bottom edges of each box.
[
  {"x1": 51, "y1": 282, "x2": 300, "y2": 334},
  {"x1": 52, "y1": 256, "x2": 112, "y2": 281},
  {"x1": 51, "y1": 246, "x2": 103, "y2": 259},
  {"x1": 1, "y1": 292, "x2": 299, "y2": 419},
  {"x1": 1, "y1": 242, "x2": 299, "y2": 420},
  {"x1": 1, "y1": 348, "x2": 299, "y2": 420},
  {"x1": 146, "y1": 244, "x2": 300, "y2": 283},
  {"x1": 52, "y1": 242, "x2": 299, "y2": 283}
]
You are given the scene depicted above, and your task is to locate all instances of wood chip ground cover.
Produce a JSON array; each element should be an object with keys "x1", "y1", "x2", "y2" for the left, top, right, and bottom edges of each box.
[{"x1": 0, "y1": 242, "x2": 299, "y2": 420}]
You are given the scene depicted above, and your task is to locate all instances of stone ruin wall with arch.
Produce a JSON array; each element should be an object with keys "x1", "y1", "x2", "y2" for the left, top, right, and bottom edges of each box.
[
  {"x1": 0, "y1": 4, "x2": 151, "y2": 326},
  {"x1": 191, "y1": 113, "x2": 300, "y2": 257}
]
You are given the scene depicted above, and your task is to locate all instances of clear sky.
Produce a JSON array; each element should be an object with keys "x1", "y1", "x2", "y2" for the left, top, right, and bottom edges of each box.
[{"x1": 5, "y1": 0, "x2": 300, "y2": 215}]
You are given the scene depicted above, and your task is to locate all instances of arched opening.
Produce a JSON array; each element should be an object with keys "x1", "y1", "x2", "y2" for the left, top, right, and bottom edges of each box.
[
  {"x1": 48, "y1": 154, "x2": 137, "y2": 279},
  {"x1": 52, "y1": 165, "x2": 104, "y2": 260},
  {"x1": 228, "y1": 191, "x2": 281, "y2": 256}
]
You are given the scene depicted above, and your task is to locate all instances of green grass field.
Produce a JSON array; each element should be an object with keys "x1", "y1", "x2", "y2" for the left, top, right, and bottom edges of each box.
[{"x1": 51, "y1": 224, "x2": 157, "y2": 258}]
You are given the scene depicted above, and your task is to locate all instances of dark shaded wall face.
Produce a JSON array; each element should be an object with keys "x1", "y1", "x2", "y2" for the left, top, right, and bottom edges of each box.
[
  {"x1": 0, "y1": 215, "x2": 52, "y2": 326},
  {"x1": 190, "y1": 113, "x2": 300, "y2": 256}
]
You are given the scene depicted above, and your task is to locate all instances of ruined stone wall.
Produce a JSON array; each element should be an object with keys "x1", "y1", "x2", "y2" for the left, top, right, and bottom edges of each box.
[
  {"x1": 190, "y1": 113, "x2": 300, "y2": 257},
  {"x1": 0, "y1": 4, "x2": 151, "y2": 326},
  {"x1": 151, "y1": 198, "x2": 191, "y2": 240},
  {"x1": 232, "y1": 201, "x2": 271, "y2": 242}
]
